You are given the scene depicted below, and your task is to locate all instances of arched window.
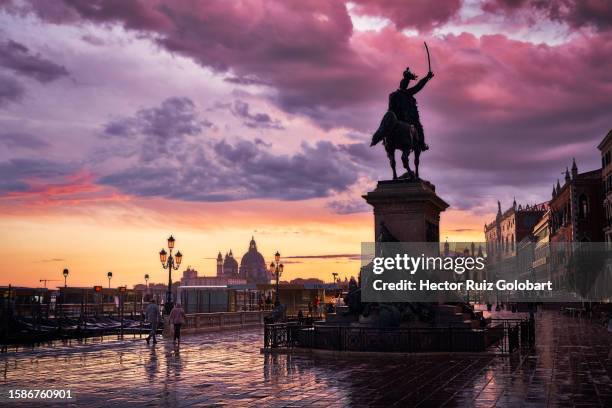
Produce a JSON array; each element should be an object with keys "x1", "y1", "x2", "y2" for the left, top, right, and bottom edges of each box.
[
  {"x1": 578, "y1": 195, "x2": 588, "y2": 219},
  {"x1": 511, "y1": 234, "x2": 514, "y2": 252}
]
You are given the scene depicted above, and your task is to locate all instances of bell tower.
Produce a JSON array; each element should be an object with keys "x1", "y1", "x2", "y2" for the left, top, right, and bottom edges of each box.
[{"x1": 216, "y1": 252, "x2": 223, "y2": 277}]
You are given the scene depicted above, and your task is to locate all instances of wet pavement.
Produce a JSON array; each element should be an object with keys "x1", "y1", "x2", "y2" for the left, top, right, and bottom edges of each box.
[{"x1": 1, "y1": 310, "x2": 612, "y2": 407}]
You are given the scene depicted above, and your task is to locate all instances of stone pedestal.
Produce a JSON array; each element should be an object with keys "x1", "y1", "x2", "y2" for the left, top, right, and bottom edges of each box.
[{"x1": 363, "y1": 179, "x2": 449, "y2": 242}]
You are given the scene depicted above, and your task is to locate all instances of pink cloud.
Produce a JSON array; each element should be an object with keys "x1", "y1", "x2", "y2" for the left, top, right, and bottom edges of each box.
[
  {"x1": 6, "y1": 1, "x2": 609, "y2": 130},
  {"x1": 1, "y1": 0, "x2": 611, "y2": 211},
  {"x1": 482, "y1": 0, "x2": 612, "y2": 31},
  {"x1": 351, "y1": 0, "x2": 462, "y2": 32},
  {"x1": 0, "y1": 169, "x2": 129, "y2": 212}
]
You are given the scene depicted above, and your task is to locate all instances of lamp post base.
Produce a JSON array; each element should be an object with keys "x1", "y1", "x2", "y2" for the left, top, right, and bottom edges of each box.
[{"x1": 164, "y1": 286, "x2": 174, "y2": 315}]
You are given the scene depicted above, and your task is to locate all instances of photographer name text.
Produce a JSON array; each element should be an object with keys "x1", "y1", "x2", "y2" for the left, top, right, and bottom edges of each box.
[{"x1": 372, "y1": 279, "x2": 553, "y2": 292}]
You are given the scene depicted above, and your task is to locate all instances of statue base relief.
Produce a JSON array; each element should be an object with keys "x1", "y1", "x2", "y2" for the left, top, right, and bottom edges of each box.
[{"x1": 362, "y1": 178, "x2": 449, "y2": 242}]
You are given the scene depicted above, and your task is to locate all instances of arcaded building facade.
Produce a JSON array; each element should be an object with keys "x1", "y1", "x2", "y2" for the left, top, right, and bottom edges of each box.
[{"x1": 598, "y1": 129, "x2": 612, "y2": 242}]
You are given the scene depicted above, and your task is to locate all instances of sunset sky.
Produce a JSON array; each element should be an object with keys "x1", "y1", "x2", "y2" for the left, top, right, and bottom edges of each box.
[{"x1": 1, "y1": 0, "x2": 611, "y2": 288}]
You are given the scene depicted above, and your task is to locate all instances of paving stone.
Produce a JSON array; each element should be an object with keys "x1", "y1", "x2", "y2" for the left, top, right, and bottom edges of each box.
[{"x1": 1, "y1": 310, "x2": 612, "y2": 406}]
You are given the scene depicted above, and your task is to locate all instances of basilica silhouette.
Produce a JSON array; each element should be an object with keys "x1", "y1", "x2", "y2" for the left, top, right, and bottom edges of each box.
[{"x1": 216, "y1": 237, "x2": 272, "y2": 284}]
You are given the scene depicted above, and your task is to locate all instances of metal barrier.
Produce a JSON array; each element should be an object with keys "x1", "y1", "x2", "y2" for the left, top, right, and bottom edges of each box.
[
  {"x1": 263, "y1": 317, "x2": 535, "y2": 354},
  {"x1": 263, "y1": 322, "x2": 305, "y2": 348},
  {"x1": 8, "y1": 303, "x2": 146, "y2": 319},
  {"x1": 489, "y1": 318, "x2": 536, "y2": 353}
]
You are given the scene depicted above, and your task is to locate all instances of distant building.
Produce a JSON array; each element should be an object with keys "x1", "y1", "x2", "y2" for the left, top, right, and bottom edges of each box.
[
  {"x1": 441, "y1": 241, "x2": 485, "y2": 301},
  {"x1": 480, "y1": 135, "x2": 612, "y2": 299},
  {"x1": 133, "y1": 282, "x2": 175, "y2": 305},
  {"x1": 598, "y1": 129, "x2": 612, "y2": 242},
  {"x1": 484, "y1": 199, "x2": 547, "y2": 262},
  {"x1": 546, "y1": 159, "x2": 604, "y2": 289},
  {"x1": 483, "y1": 199, "x2": 546, "y2": 298},
  {"x1": 531, "y1": 210, "x2": 551, "y2": 283},
  {"x1": 182, "y1": 268, "x2": 197, "y2": 281},
  {"x1": 597, "y1": 130, "x2": 612, "y2": 300},
  {"x1": 289, "y1": 278, "x2": 325, "y2": 285},
  {"x1": 516, "y1": 235, "x2": 536, "y2": 281},
  {"x1": 217, "y1": 236, "x2": 272, "y2": 284},
  {"x1": 178, "y1": 236, "x2": 273, "y2": 300},
  {"x1": 181, "y1": 266, "x2": 246, "y2": 286},
  {"x1": 239, "y1": 237, "x2": 271, "y2": 284},
  {"x1": 217, "y1": 250, "x2": 239, "y2": 278},
  {"x1": 549, "y1": 159, "x2": 603, "y2": 243}
]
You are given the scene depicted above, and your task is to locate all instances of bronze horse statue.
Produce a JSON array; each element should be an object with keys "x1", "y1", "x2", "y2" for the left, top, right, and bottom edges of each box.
[
  {"x1": 371, "y1": 44, "x2": 434, "y2": 180},
  {"x1": 371, "y1": 111, "x2": 421, "y2": 180}
]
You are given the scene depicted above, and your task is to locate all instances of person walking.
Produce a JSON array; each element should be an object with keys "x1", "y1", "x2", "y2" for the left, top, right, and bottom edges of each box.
[
  {"x1": 145, "y1": 298, "x2": 160, "y2": 345},
  {"x1": 265, "y1": 294, "x2": 272, "y2": 310},
  {"x1": 313, "y1": 296, "x2": 320, "y2": 318},
  {"x1": 169, "y1": 302, "x2": 186, "y2": 346}
]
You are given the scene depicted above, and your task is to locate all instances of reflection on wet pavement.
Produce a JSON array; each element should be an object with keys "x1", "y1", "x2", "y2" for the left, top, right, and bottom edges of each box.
[{"x1": 1, "y1": 310, "x2": 611, "y2": 407}]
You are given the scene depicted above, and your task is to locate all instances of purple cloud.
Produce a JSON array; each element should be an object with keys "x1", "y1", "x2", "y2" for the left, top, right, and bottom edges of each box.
[
  {"x1": 230, "y1": 100, "x2": 284, "y2": 130},
  {"x1": 327, "y1": 198, "x2": 370, "y2": 214},
  {"x1": 0, "y1": 132, "x2": 50, "y2": 149},
  {"x1": 0, "y1": 158, "x2": 76, "y2": 193},
  {"x1": 97, "y1": 97, "x2": 362, "y2": 202},
  {"x1": 0, "y1": 73, "x2": 24, "y2": 106},
  {"x1": 483, "y1": 0, "x2": 612, "y2": 31},
  {"x1": 102, "y1": 97, "x2": 211, "y2": 162},
  {"x1": 0, "y1": 39, "x2": 69, "y2": 82},
  {"x1": 104, "y1": 97, "x2": 204, "y2": 139},
  {"x1": 100, "y1": 138, "x2": 362, "y2": 202},
  {"x1": 1, "y1": 1, "x2": 611, "y2": 214},
  {"x1": 351, "y1": 0, "x2": 462, "y2": 32}
]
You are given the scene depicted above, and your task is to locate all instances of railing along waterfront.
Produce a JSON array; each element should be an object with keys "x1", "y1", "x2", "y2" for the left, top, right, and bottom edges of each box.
[
  {"x1": 8, "y1": 302, "x2": 145, "y2": 319},
  {"x1": 183, "y1": 311, "x2": 268, "y2": 333},
  {"x1": 0, "y1": 310, "x2": 270, "y2": 350},
  {"x1": 263, "y1": 317, "x2": 535, "y2": 354}
]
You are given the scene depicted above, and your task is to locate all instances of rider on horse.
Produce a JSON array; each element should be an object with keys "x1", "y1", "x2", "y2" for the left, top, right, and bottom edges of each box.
[
  {"x1": 388, "y1": 67, "x2": 433, "y2": 151},
  {"x1": 370, "y1": 66, "x2": 434, "y2": 180}
]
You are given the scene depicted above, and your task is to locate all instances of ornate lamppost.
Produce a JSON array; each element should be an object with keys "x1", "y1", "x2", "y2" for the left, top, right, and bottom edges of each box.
[
  {"x1": 268, "y1": 251, "x2": 284, "y2": 303},
  {"x1": 63, "y1": 268, "x2": 69, "y2": 288},
  {"x1": 159, "y1": 235, "x2": 182, "y2": 314},
  {"x1": 107, "y1": 271, "x2": 113, "y2": 288},
  {"x1": 143, "y1": 273, "x2": 150, "y2": 304}
]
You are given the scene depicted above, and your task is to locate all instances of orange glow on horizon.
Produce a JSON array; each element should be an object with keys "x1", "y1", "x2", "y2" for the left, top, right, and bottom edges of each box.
[{"x1": 0, "y1": 190, "x2": 488, "y2": 288}]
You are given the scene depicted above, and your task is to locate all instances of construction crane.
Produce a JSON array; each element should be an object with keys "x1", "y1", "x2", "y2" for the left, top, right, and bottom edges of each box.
[{"x1": 39, "y1": 279, "x2": 61, "y2": 288}]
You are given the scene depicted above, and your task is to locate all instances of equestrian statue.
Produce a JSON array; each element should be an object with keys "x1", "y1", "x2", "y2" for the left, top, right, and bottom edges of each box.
[{"x1": 371, "y1": 42, "x2": 434, "y2": 180}]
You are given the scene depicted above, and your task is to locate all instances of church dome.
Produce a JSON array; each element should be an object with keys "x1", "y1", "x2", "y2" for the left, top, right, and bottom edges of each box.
[
  {"x1": 239, "y1": 237, "x2": 270, "y2": 284},
  {"x1": 222, "y1": 250, "x2": 238, "y2": 277}
]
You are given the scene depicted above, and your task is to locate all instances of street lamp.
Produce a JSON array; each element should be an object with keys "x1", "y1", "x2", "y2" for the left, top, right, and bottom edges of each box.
[
  {"x1": 107, "y1": 271, "x2": 112, "y2": 288},
  {"x1": 63, "y1": 268, "x2": 69, "y2": 288},
  {"x1": 332, "y1": 272, "x2": 338, "y2": 284},
  {"x1": 159, "y1": 235, "x2": 182, "y2": 314},
  {"x1": 144, "y1": 273, "x2": 150, "y2": 301},
  {"x1": 268, "y1": 251, "x2": 284, "y2": 303}
]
